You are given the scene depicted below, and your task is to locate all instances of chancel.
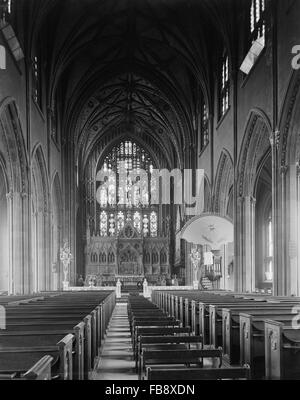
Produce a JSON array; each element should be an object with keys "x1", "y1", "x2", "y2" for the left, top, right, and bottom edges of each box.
[{"x1": 0, "y1": 0, "x2": 300, "y2": 382}]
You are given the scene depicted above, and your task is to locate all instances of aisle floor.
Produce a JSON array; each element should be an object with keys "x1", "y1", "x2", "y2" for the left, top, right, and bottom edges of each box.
[{"x1": 92, "y1": 303, "x2": 138, "y2": 380}]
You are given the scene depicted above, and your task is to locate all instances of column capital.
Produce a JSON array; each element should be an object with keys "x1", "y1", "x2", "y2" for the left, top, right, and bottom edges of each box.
[
  {"x1": 280, "y1": 163, "x2": 289, "y2": 176},
  {"x1": 296, "y1": 162, "x2": 300, "y2": 177},
  {"x1": 6, "y1": 191, "x2": 13, "y2": 201},
  {"x1": 269, "y1": 130, "x2": 280, "y2": 148}
]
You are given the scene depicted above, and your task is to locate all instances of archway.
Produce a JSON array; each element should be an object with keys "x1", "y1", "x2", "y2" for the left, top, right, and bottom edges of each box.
[
  {"x1": 254, "y1": 152, "x2": 272, "y2": 291},
  {"x1": 213, "y1": 150, "x2": 234, "y2": 290},
  {"x1": 0, "y1": 98, "x2": 29, "y2": 294},
  {"x1": 237, "y1": 109, "x2": 272, "y2": 292},
  {"x1": 51, "y1": 173, "x2": 62, "y2": 290},
  {"x1": 0, "y1": 163, "x2": 8, "y2": 293},
  {"x1": 31, "y1": 146, "x2": 50, "y2": 292}
]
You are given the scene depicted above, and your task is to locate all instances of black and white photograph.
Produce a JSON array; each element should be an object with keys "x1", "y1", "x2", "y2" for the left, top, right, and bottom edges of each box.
[{"x1": 0, "y1": 0, "x2": 299, "y2": 387}]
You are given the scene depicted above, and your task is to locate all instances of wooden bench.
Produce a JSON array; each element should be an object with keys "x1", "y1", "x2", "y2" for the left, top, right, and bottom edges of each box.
[
  {"x1": 0, "y1": 291, "x2": 115, "y2": 379},
  {"x1": 209, "y1": 302, "x2": 297, "y2": 349},
  {"x1": 136, "y1": 335, "x2": 203, "y2": 374},
  {"x1": 140, "y1": 348, "x2": 223, "y2": 380},
  {"x1": 146, "y1": 365, "x2": 251, "y2": 380},
  {"x1": 0, "y1": 333, "x2": 74, "y2": 379},
  {"x1": 221, "y1": 305, "x2": 298, "y2": 364},
  {"x1": 239, "y1": 313, "x2": 296, "y2": 379},
  {"x1": 134, "y1": 326, "x2": 191, "y2": 360},
  {"x1": 265, "y1": 320, "x2": 300, "y2": 380}
]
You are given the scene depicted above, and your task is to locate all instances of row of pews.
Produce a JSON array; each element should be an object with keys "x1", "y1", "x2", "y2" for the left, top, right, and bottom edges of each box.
[
  {"x1": 152, "y1": 290, "x2": 300, "y2": 380},
  {"x1": 0, "y1": 290, "x2": 115, "y2": 380},
  {"x1": 128, "y1": 294, "x2": 251, "y2": 380}
]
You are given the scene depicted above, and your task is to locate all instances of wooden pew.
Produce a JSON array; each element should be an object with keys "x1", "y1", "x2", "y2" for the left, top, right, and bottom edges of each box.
[
  {"x1": 221, "y1": 305, "x2": 298, "y2": 365},
  {"x1": 0, "y1": 291, "x2": 115, "y2": 380},
  {"x1": 140, "y1": 348, "x2": 223, "y2": 380},
  {"x1": 265, "y1": 320, "x2": 300, "y2": 380},
  {"x1": 3, "y1": 316, "x2": 93, "y2": 377},
  {"x1": 136, "y1": 335, "x2": 203, "y2": 374},
  {"x1": 209, "y1": 302, "x2": 297, "y2": 349},
  {"x1": 0, "y1": 334, "x2": 74, "y2": 380},
  {"x1": 239, "y1": 313, "x2": 296, "y2": 379},
  {"x1": 146, "y1": 365, "x2": 251, "y2": 380},
  {"x1": 22, "y1": 355, "x2": 53, "y2": 380},
  {"x1": 134, "y1": 326, "x2": 191, "y2": 362},
  {"x1": 0, "y1": 322, "x2": 85, "y2": 380}
]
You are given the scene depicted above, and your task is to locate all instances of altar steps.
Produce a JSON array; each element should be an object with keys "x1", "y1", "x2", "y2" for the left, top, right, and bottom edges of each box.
[{"x1": 116, "y1": 294, "x2": 129, "y2": 304}]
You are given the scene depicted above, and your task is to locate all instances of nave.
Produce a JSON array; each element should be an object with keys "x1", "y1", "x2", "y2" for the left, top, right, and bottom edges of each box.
[{"x1": 1, "y1": 289, "x2": 299, "y2": 380}]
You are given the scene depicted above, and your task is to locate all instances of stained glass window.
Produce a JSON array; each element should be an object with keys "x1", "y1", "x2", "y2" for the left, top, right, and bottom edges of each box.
[
  {"x1": 108, "y1": 213, "x2": 116, "y2": 236},
  {"x1": 133, "y1": 211, "x2": 142, "y2": 233},
  {"x1": 100, "y1": 211, "x2": 107, "y2": 237},
  {"x1": 32, "y1": 56, "x2": 42, "y2": 107},
  {"x1": 250, "y1": 0, "x2": 266, "y2": 45},
  {"x1": 96, "y1": 140, "x2": 159, "y2": 237},
  {"x1": 150, "y1": 211, "x2": 158, "y2": 237},
  {"x1": 117, "y1": 211, "x2": 125, "y2": 233},
  {"x1": 265, "y1": 209, "x2": 273, "y2": 282},
  {"x1": 143, "y1": 214, "x2": 149, "y2": 236},
  {"x1": 219, "y1": 53, "x2": 229, "y2": 119},
  {"x1": 99, "y1": 140, "x2": 154, "y2": 207}
]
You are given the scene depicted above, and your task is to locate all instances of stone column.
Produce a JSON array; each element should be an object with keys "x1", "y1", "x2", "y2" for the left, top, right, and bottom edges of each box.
[
  {"x1": 6, "y1": 191, "x2": 27, "y2": 295},
  {"x1": 21, "y1": 191, "x2": 30, "y2": 294},
  {"x1": 270, "y1": 130, "x2": 280, "y2": 295},
  {"x1": 237, "y1": 195, "x2": 256, "y2": 293},
  {"x1": 280, "y1": 163, "x2": 288, "y2": 295}
]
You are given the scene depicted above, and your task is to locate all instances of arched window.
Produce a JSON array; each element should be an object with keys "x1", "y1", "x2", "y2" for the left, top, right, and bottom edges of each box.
[
  {"x1": 100, "y1": 211, "x2": 107, "y2": 237},
  {"x1": 96, "y1": 140, "x2": 159, "y2": 237},
  {"x1": 264, "y1": 209, "x2": 273, "y2": 282},
  {"x1": 117, "y1": 211, "x2": 125, "y2": 233},
  {"x1": 219, "y1": 52, "x2": 229, "y2": 119},
  {"x1": 133, "y1": 211, "x2": 141, "y2": 233},
  {"x1": 250, "y1": 0, "x2": 266, "y2": 45},
  {"x1": 143, "y1": 214, "x2": 149, "y2": 236},
  {"x1": 150, "y1": 211, "x2": 158, "y2": 237},
  {"x1": 108, "y1": 213, "x2": 116, "y2": 236}
]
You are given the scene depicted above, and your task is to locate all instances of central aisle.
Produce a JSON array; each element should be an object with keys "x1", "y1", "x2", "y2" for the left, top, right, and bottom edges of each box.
[{"x1": 92, "y1": 303, "x2": 138, "y2": 380}]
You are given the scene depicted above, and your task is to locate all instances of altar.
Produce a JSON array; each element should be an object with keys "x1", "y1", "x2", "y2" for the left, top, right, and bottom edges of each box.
[{"x1": 85, "y1": 220, "x2": 170, "y2": 284}]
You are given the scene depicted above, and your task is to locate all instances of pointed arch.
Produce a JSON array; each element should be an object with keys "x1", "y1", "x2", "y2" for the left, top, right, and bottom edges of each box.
[
  {"x1": 203, "y1": 174, "x2": 212, "y2": 213},
  {"x1": 213, "y1": 149, "x2": 234, "y2": 215},
  {"x1": 31, "y1": 144, "x2": 50, "y2": 292},
  {"x1": 237, "y1": 109, "x2": 272, "y2": 197},
  {"x1": 0, "y1": 98, "x2": 29, "y2": 294},
  {"x1": 51, "y1": 172, "x2": 63, "y2": 290}
]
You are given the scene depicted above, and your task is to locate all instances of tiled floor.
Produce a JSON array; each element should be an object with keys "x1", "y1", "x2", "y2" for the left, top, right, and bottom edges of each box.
[{"x1": 93, "y1": 303, "x2": 138, "y2": 380}]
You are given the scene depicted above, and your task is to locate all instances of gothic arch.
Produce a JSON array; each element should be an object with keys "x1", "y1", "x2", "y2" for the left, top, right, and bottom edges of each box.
[
  {"x1": 279, "y1": 69, "x2": 300, "y2": 166},
  {"x1": 0, "y1": 98, "x2": 29, "y2": 294},
  {"x1": 0, "y1": 159, "x2": 8, "y2": 293},
  {"x1": 237, "y1": 109, "x2": 272, "y2": 197},
  {"x1": 0, "y1": 98, "x2": 28, "y2": 194},
  {"x1": 51, "y1": 172, "x2": 63, "y2": 290},
  {"x1": 203, "y1": 174, "x2": 212, "y2": 213},
  {"x1": 278, "y1": 69, "x2": 300, "y2": 296},
  {"x1": 31, "y1": 145, "x2": 50, "y2": 292},
  {"x1": 236, "y1": 109, "x2": 272, "y2": 293},
  {"x1": 213, "y1": 149, "x2": 234, "y2": 215}
]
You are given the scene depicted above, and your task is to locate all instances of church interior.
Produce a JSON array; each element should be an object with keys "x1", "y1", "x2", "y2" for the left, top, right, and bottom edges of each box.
[{"x1": 0, "y1": 0, "x2": 300, "y2": 381}]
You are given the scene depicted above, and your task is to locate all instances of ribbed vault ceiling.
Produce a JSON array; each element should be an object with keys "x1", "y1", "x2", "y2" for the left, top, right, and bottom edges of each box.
[{"x1": 20, "y1": 0, "x2": 237, "y2": 168}]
